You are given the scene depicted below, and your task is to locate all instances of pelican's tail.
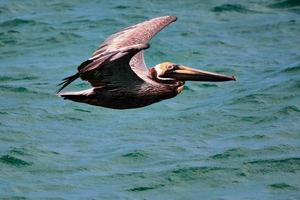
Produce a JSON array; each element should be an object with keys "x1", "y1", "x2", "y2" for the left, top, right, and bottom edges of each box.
[
  {"x1": 57, "y1": 60, "x2": 93, "y2": 93},
  {"x1": 58, "y1": 88, "x2": 95, "y2": 104},
  {"x1": 57, "y1": 73, "x2": 80, "y2": 93}
]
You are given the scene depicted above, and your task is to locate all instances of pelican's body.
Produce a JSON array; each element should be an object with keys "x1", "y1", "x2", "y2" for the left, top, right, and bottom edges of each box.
[
  {"x1": 58, "y1": 16, "x2": 235, "y2": 109},
  {"x1": 66, "y1": 79, "x2": 182, "y2": 109}
]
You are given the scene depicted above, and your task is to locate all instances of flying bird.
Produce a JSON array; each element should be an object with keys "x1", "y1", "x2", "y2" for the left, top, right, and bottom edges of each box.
[{"x1": 57, "y1": 16, "x2": 235, "y2": 109}]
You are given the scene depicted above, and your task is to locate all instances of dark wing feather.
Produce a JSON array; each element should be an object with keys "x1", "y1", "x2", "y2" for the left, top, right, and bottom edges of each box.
[{"x1": 80, "y1": 43, "x2": 150, "y2": 87}]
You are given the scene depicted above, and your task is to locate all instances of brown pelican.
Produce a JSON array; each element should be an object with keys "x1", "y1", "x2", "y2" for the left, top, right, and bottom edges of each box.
[{"x1": 57, "y1": 16, "x2": 235, "y2": 109}]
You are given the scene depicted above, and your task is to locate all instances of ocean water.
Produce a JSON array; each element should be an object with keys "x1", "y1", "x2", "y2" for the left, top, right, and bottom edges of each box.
[{"x1": 1, "y1": 0, "x2": 300, "y2": 199}]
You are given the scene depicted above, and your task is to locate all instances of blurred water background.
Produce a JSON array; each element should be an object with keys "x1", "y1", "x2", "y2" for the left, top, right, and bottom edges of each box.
[{"x1": 1, "y1": 0, "x2": 300, "y2": 199}]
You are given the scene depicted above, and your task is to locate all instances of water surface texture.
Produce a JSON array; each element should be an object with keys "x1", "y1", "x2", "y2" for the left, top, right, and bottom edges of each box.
[{"x1": 1, "y1": 0, "x2": 300, "y2": 199}]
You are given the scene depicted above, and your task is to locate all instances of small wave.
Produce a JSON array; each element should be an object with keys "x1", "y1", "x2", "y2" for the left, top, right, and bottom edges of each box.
[
  {"x1": 0, "y1": 30, "x2": 20, "y2": 46},
  {"x1": 0, "y1": 85, "x2": 38, "y2": 94},
  {"x1": 64, "y1": 116, "x2": 83, "y2": 121},
  {"x1": 244, "y1": 157, "x2": 300, "y2": 173},
  {"x1": 268, "y1": 182, "x2": 298, "y2": 190},
  {"x1": 278, "y1": 105, "x2": 300, "y2": 115},
  {"x1": 73, "y1": 108, "x2": 91, "y2": 113},
  {"x1": 46, "y1": 114, "x2": 83, "y2": 122},
  {"x1": 212, "y1": 4, "x2": 254, "y2": 13},
  {"x1": 0, "y1": 75, "x2": 39, "y2": 82},
  {"x1": 0, "y1": 111, "x2": 9, "y2": 115},
  {"x1": 169, "y1": 166, "x2": 236, "y2": 181},
  {"x1": 114, "y1": 5, "x2": 129, "y2": 10},
  {"x1": 0, "y1": 18, "x2": 46, "y2": 28},
  {"x1": 236, "y1": 134, "x2": 269, "y2": 140},
  {"x1": 127, "y1": 184, "x2": 164, "y2": 192},
  {"x1": 13, "y1": 146, "x2": 59, "y2": 156},
  {"x1": 9, "y1": 148, "x2": 30, "y2": 156},
  {"x1": 210, "y1": 148, "x2": 249, "y2": 160},
  {"x1": 282, "y1": 62, "x2": 300, "y2": 73},
  {"x1": 198, "y1": 83, "x2": 218, "y2": 88},
  {"x1": 260, "y1": 77, "x2": 300, "y2": 93},
  {"x1": 121, "y1": 150, "x2": 149, "y2": 159},
  {"x1": 0, "y1": 196, "x2": 27, "y2": 200},
  {"x1": 269, "y1": 0, "x2": 300, "y2": 9},
  {"x1": 0, "y1": 155, "x2": 32, "y2": 167},
  {"x1": 0, "y1": 7, "x2": 5, "y2": 14},
  {"x1": 229, "y1": 93, "x2": 269, "y2": 105}
]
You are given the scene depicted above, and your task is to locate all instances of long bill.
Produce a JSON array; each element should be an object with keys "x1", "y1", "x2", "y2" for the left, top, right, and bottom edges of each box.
[{"x1": 166, "y1": 65, "x2": 236, "y2": 82}]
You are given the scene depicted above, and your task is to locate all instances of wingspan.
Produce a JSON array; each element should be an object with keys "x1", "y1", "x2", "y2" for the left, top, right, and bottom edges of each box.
[{"x1": 57, "y1": 16, "x2": 177, "y2": 92}]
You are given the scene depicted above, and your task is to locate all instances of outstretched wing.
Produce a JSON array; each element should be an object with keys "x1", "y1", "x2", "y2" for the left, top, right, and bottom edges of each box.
[
  {"x1": 91, "y1": 16, "x2": 177, "y2": 58},
  {"x1": 57, "y1": 16, "x2": 177, "y2": 92},
  {"x1": 79, "y1": 16, "x2": 177, "y2": 86}
]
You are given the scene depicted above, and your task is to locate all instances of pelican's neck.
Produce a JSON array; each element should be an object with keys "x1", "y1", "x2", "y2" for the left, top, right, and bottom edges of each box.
[{"x1": 149, "y1": 67, "x2": 158, "y2": 80}]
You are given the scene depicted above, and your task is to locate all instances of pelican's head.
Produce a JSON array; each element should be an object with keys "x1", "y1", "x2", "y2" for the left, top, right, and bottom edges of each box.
[{"x1": 153, "y1": 62, "x2": 236, "y2": 83}]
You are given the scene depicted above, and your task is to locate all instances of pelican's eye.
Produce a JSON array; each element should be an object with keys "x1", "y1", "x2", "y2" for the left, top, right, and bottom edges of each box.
[{"x1": 167, "y1": 65, "x2": 176, "y2": 71}]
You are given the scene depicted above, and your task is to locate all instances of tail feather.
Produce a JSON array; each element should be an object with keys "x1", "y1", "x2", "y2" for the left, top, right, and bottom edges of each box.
[
  {"x1": 57, "y1": 73, "x2": 80, "y2": 93},
  {"x1": 57, "y1": 59, "x2": 93, "y2": 93},
  {"x1": 60, "y1": 93, "x2": 88, "y2": 102},
  {"x1": 58, "y1": 89, "x2": 94, "y2": 104}
]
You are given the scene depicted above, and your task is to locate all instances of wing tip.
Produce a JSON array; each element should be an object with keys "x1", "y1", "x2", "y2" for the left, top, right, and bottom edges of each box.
[
  {"x1": 169, "y1": 16, "x2": 178, "y2": 22},
  {"x1": 151, "y1": 15, "x2": 177, "y2": 23},
  {"x1": 143, "y1": 43, "x2": 150, "y2": 50},
  {"x1": 159, "y1": 15, "x2": 177, "y2": 22}
]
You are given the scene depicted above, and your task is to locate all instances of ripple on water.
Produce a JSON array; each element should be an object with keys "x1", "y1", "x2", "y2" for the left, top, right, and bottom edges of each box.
[
  {"x1": 277, "y1": 105, "x2": 300, "y2": 115},
  {"x1": 0, "y1": 146, "x2": 60, "y2": 168},
  {"x1": 0, "y1": 85, "x2": 38, "y2": 94},
  {"x1": 268, "y1": 182, "x2": 298, "y2": 191},
  {"x1": 113, "y1": 5, "x2": 130, "y2": 10},
  {"x1": 127, "y1": 184, "x2": 164, "y2": 192},
  {"x1": 0, "y1": 19, "x2": 39, "y2": 27},
  {"x1": 73, "y1": 108, "x2": 91, "y2": 113},
  {"x1": 197, "y1": 83, "x2": 218, "y2": 88},
  {"x1": 210, "y1": 145, "x2": 298, "y2": 162},
  {"x1": 269, "y1": 0, "x2": 300, "y2": 9},
  {"x1": 229, "y1": 93, "x2": 269, "y2": 105},
  {"x1": 212, "y1": 4, "x2": 255, "y2": 13},
  {"x1": 210, "y1": 148, "x2": 250, "y2": 160},
  {"x1": 243, "y1": 157, "x2": 300, "y2": 173},
  {"x1": 235, "y1": 134, "x2": 270, "y2": 141},
  {"x1": 0, "y1": 31, "x2": 20, "y2": 46},
  {"x1": 0, "y1": 155, "x2": 32, "y2": 167},
  {"x1": 0, "y1": 75, "x2": 39, "y2": 82},
  {"x1": 282, "y1": 62, "x2": 300, "y2": 73},
  {"x1": 126, "y1": 166, "x2": 240, "y2": 192},
  {"x1": 167, "y1": 166, "x2": 239, "y2": 183},
  {"x1": 0, "y1": 196, "x2": 28, "y2": 200},
  {"x1": 0, "y1": 19, "x2": 36, "y2": 27},
  {"x1": 121, "y1": 150, "x2": 149, "y2": 160}
]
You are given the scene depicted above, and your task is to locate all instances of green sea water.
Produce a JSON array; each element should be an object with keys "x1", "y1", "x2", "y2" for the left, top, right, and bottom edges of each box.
[{"x1": 1, "y1": 0, "x2": 300, "y2": 199}]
